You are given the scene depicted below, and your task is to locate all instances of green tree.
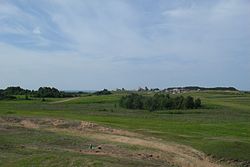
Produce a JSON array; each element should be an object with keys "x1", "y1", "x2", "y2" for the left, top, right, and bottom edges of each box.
[
  {"x1": 184, "y1": 96, "x2": 195, "y2": 109},
  {"x1": 194, "y1": 98, "x2": 201, "y2": 108}
]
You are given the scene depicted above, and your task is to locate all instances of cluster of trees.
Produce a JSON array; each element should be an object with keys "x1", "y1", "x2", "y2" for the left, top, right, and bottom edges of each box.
[
  {"x1": 0, "y1": 86, "x2": 78, "y2": 99},
  {"x1": 119, "y1": 93, "x2": 201, "y2": 111},
  {"x1": 37, "y1": 87, "x2": 80, "y2": 98},
  {"x1": 94, "y1": 89, "x2": 112, "y2": 95},
  {"x1": 0, "y1": 86, "x2": 114, "y2": 100},
  {"x1": 0, "y1": 87, "x2": 25, "y2": 100},
  {"x1": 2, "y1": 86, "x2": 31, "y2": 95},
  {"x1": 37, "y1": 87, "x2": 60, "y2": 98},
  {"x1": 0, "y1": 92, "x2": 16, "y2": 100}
]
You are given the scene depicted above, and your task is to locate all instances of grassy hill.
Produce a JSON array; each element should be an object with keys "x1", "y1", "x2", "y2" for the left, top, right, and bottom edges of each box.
[{"x1": 0, "y1": 91, "x2": 250, "y2": 166}]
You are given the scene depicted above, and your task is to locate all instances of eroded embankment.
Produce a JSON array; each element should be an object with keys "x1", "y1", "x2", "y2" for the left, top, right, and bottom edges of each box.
[{"x1": 0, "y1": 116, "x2": 224, "y2": 167}]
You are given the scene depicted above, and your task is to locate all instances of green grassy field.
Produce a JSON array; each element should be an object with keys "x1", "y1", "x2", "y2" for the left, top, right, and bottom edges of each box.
[{"x1": 1, "y1": 91, "x2": 250, "y2": 166}]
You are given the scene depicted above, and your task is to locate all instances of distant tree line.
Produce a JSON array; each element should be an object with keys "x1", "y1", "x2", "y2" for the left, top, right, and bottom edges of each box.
[
  {"x1": 0, "y1": 86, "x2": 79, "y2": 99},
  {"x1": 130, "y1": 86, "x2": 238, "y2": 93},
  {"x1": 119, "y1": 93, "x2": 201, "y2": 111},
  {"x1": 167, "y1": 86, "x2": 238, "y2": 91},
  {"x1": 1, "y1": 86, "x2": 31, "y2": 95}
]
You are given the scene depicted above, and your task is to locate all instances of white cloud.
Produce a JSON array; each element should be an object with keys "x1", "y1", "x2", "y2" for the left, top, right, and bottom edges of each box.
[
  {"x1": 43, "y1": 0, "x2": 151, "y2": 59},
  {"x1": 0, "y1": 0, "x2": 250, "y2": 90},
  {"x1": 32, "y1": 27, "x2": 41, "y2": 35}
]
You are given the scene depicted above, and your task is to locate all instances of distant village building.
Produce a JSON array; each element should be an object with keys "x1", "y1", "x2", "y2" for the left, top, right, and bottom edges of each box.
[
  {"x1": 164, "y1": 88, "x2": 185, "y2": 94},
  {"x1": 171, "y1": 88, "x2": 183, "y2": 94},
  {"x1": 163, "y1": 86, "x2": 238, "y2": 94}
]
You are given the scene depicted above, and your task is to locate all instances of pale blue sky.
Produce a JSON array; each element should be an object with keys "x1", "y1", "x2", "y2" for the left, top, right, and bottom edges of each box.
[{"x1": 0, "y1": 0, "x2": 250, "y2": 90}]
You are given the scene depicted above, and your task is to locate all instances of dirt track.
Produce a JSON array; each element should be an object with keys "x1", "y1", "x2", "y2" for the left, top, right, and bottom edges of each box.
[
  {"x1": 49, "y1": 97, "x2": 80, "y2": 104},
  {"x1": 1, "y1": 117, "x2": 224, "y2": 167}
]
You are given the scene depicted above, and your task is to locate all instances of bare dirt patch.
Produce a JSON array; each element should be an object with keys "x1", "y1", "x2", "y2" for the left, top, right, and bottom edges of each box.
[
  {"x1": 1, "y1": 116, "x2": 224, "y2": 167},
  {"x1": 20, "y1": 120, "x2": 39, "y2": 129},
  {"x1": 89, "y1": 133, "x2": 220, "y2": 167}
]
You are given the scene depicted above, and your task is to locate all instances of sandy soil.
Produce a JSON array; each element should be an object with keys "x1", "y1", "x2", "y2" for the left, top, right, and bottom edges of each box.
[{"x1": 1, "y1": 117, "x2": 225, "y2": 167}]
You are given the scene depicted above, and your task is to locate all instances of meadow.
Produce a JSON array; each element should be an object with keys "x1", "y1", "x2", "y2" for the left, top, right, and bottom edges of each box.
[{"x1": 0, "y1": 91, "x2": 250, "y2": 166}]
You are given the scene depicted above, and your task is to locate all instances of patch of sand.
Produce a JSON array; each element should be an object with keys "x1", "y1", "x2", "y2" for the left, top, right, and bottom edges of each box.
[
  {"x1": 1, "y1": 117, "x2": 224, "y2": 167},
  {"x1": 20, "y1": 120, "x2": 39, "y2": 129}
]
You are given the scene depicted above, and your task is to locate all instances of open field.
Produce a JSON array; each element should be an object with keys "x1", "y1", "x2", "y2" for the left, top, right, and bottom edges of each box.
[{"x1": 1, "y1": 91, "x2": 250, "y2": 167}]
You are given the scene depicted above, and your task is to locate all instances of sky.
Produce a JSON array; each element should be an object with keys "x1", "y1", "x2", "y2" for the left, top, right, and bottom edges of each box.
[{"x1": 0, "y1": 0, "x2": 250, "y2": 90}]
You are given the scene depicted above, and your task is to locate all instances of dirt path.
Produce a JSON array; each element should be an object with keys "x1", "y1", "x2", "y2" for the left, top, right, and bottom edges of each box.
[
  {"x1": 50, "y1": 97, "x2": 80, "y2": 104},
  {"x1": 1, "y1": 117, "x2": 224, "y2": 167},
  {"x1": 89, "y1": 133, "x2": 220, "y2": 167}
]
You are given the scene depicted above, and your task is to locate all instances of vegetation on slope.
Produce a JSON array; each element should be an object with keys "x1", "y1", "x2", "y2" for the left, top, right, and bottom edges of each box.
[{"x1": 0, "y1": 90, "x2": 249, "y2": 166}]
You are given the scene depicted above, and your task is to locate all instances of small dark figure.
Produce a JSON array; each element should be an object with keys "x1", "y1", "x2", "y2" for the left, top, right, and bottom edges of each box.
[{"x1": 89, "y1": 144, "x2": 93, "y2": 150}]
